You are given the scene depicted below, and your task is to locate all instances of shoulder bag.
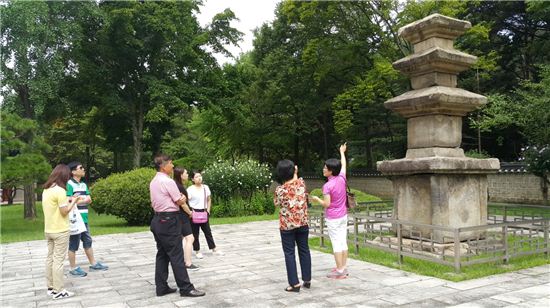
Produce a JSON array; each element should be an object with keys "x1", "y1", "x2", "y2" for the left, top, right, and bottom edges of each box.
[{"x1": 191, "y1": 187, "x2": 208, "y2": 224}]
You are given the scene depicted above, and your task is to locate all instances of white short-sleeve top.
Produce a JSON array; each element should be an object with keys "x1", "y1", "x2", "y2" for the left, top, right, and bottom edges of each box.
[{"x1": 187, "y1": 184, "x2": 211, "y2": 210}]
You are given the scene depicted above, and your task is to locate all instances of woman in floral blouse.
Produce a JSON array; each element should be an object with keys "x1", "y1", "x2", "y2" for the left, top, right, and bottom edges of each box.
[{"x1": 274, "y1": 159, "x2": 312, "y2": 292}]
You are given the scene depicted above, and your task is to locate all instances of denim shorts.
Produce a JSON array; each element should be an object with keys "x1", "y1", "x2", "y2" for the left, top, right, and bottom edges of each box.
[{"x1": 69, "y1": 223, "x2": 92, "y2": 251}]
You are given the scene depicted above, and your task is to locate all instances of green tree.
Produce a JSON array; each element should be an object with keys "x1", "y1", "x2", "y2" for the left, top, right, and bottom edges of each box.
[
  {"x1": 0, "y1": 112, "x2": 51, "y2": 216},
  {"x1": 92, "y1": 0, "x2": 241, "y2": 167},
  {"x1": 44, "y1": 107, "x2": 113, "y2": 180},
  {"x1": 233, "y1": 0, "x2": 411, "y2": 168},
  {"x1": 1, "y1": 0, "x2": 83, "y2": 217}
]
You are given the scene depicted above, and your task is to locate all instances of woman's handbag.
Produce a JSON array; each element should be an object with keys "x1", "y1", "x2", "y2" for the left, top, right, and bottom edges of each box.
[
  {"x1": 192, "y1": 211, "x2": 208, "y2": 224},
  {"x1": 192, "y1": 187, "x2": 209, "y2": 224},
  {"x1": 345, "y1": 179, "x2": 357, "y2": 209}
]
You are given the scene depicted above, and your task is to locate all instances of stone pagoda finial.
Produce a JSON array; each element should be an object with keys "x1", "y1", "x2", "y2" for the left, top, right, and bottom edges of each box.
[{"x1": 381, "y1": 14, "x2": 493, "y2": 159}]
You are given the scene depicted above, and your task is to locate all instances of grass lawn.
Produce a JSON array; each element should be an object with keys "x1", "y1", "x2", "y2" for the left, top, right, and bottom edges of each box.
[
  {"x1": 309, "y1": 237, "x2": 550, "y2": 282},
  {"x1": 0, "y1": 203, "x2": 277, "y2": 244},
  {"x1": 488, "y1": 202, "x2": 550, "y2": 218}
]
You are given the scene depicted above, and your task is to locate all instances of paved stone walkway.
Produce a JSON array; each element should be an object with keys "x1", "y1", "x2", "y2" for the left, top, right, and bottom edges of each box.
[{"x1": 1, "y1": 220, "x2": 549, "y2": 307}]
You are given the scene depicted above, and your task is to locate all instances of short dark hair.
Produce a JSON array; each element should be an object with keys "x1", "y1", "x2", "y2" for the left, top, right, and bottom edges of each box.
[
  {"x1": 189, "y1": 169, "x2": 202, "y2": 183},
  {"x1": 324, "y1": 158, "x2": 341, "y2": 176},
  {"x1": 154, "y1": 154, "x2": 172, "y2": 171},
  {"x1": 276, "y1": 159, "x2": 295, "y2": 184},
  {"x1": 67, "y1": 161, "x2": 82, "y2": 171}
]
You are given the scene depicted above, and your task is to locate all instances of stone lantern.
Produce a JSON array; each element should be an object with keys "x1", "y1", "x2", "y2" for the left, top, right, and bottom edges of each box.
[{"x1": 377, "y1": 14, "x2": 500, "y2": 243}]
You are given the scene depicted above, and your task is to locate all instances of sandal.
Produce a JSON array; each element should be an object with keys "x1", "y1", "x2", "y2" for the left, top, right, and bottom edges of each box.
[
  {"x1": 303, "y1": 281, "x2": 311, "y2": 289},
  {"x1": 285, "y1": 285, "x2": 301, "y2": 292}
]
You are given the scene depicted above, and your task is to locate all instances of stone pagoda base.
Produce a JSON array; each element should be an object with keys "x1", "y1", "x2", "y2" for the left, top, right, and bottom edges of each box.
[{"x1": 378, "y1": 157, "x2": 499, "y2": 243}]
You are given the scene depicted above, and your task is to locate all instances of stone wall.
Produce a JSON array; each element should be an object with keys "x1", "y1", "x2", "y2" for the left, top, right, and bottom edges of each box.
[
  {"x1": 302, "y1": 173, "x2": 545, "y2": 205},
  {"x1": 487, "y1": 173, "x2": 545, "y2": 204}
]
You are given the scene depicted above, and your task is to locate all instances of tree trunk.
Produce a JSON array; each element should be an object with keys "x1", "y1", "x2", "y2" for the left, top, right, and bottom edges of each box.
[
  {"x1": 477, "y1": 127, "x2": 481, "y2": 154},
  {"x1": 293, "y1": 135, "x2": 299, "y2": 165},
  {"x1": 18, "y1": 84, "x2": 34, "y2": 119},
  {"x1": 23, "y1": 184, "x2": 36, "y2": 220},
  {"x1": 85, "y1": 144, "x2": 93, "y2": 183},
  {"x1": 131, "y1": 103, "x2": 144, "y2": 168},
  {"x1": 541, "y1": 176, "x2": 549, "y2": 206},
  {"x1": 365, "y1": 125, "x2": 373, "y2": 169},
  {"x1": 114, "y1": 151, "x2": 119, "y2": 172},
  {"x1": 322, "y1": 115, "x2": 328, "y2": 160},
  {"x1": 3, "y1": 187, "x2": 16, "y2": 205}
]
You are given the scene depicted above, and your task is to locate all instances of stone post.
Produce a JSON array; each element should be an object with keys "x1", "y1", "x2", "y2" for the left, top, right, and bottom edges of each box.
[{"x1": 377, "y1": 14, "x2": 500, "y2": 243}]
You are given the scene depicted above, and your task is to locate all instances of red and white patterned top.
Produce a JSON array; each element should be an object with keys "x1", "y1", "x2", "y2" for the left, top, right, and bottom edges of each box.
[{"x1": 274, "y1": 178, "x2": 309, "y2": 230}]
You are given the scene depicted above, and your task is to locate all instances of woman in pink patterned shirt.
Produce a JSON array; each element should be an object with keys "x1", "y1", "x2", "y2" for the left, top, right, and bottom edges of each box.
[{"x1": 274, "y1": 160, "x2": 312, "y2": 292}]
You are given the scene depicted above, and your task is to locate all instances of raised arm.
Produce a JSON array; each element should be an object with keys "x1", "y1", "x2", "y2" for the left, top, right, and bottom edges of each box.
[{"x1": 340, "y1": 142, "x2": 347, "y2": 176}]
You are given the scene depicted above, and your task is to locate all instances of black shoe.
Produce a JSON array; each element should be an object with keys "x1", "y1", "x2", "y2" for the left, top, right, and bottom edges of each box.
[
  {"x1": 285, "y1": 285, "x2": 300, "y2": 292},
  {"x1": 181, "y1": 288, "x2": 206, "y2": 297},
  {"x1": 156, "y1": 287, "x2": 177, "y2": 296},
  {"x1": 303, "y1": 281, "x2": 311, "y2": 289}
]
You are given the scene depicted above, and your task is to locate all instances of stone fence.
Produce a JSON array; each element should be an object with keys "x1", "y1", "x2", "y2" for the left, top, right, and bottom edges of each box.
[{"x1": 302, "y1": 166, "x2": 545, "y2": 205}]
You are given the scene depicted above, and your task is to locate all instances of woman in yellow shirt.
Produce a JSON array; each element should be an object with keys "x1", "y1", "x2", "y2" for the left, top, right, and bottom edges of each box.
[{"x1": 42, "y1": 164, "x2": 81, "y2": 300}]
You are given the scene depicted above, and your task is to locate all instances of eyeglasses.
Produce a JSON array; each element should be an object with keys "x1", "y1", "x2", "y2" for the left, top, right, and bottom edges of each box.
[{"x1": 77, "y1": 166, "x2": 85, "y2": 170}]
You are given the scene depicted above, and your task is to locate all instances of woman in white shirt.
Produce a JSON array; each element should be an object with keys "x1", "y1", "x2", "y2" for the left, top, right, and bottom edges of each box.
[{"x1": 187, "y1": 170, "x2": 223, "y2": 258}]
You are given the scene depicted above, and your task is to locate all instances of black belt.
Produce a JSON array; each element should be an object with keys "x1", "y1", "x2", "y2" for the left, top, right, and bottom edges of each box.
[{"x1": 154, "y1": 211, "x2": 179, "y2": 216}]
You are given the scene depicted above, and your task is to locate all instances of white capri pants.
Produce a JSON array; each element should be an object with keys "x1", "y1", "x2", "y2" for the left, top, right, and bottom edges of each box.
[{"x1": 325, "y1": 215, "x2": 348, "y2": 253}]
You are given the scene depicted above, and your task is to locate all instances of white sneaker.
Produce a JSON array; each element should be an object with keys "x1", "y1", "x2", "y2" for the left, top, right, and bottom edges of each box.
[
  {"x1": 47, "y1": 288, "x2": 57, "y2": 296},
  {"x1": 212, "y1": 249, "x2": 224, "y2": 256},
  {"x1": 195, "y1": 251, "x2": 204, "y2": 259},
  {"x1": 52, "y1": 289, "x2": 74, "y2": 300}
]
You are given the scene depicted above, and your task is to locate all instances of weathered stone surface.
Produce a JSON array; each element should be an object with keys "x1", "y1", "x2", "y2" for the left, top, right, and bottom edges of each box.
[
  {"x1": 407, "y1": 115, "x2": 462, "y2": 148},
  {"x1": 390, "y1": 174, "x2": 489, "y2": 242},
  {"x1": 413, "y1": 37, "x2": 454, "y2": 53},
  {"x1": 406, "y1": 147, "x2": 465, "y2": 159},
  {"x1": 393, "y1": 47, "x2": 477, "y2": 77},
  {"x1": 377, "y1": 157, "x2": 500, "y2": 175},
  {"x1": 411, "y1": 72, "x2": 457, "y2": 89},
  {"x1": 384, "y1": 86, "x2": 487, "y2": 118},
  {"x1": 398, "y1": 13, "x2": 471, "y2": 45}
]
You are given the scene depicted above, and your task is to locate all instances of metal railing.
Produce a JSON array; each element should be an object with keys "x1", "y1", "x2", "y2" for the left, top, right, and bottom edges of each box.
[{"x1": 308, "y1": 201, "x2": 550, "y2": 272}]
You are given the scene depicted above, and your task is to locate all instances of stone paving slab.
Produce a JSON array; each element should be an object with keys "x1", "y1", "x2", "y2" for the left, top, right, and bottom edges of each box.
[{"x1": 1, "y1": 220, "x2": 549, "y2": 307}]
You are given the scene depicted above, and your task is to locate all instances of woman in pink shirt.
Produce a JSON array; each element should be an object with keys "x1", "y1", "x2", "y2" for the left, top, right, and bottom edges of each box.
[{"x1": 311, "y1": 143, "x2": 349, "y2": 279}]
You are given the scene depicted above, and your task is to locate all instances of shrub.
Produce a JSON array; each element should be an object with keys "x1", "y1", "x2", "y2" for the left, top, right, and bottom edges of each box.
[
  {"x1": 92, "y1": 168, "x2": 156, "y2": 225},
  {"x1": 210, "y1": 191, "x2": 274, "y2": 218},
  {"x1": 309, "y1": 188, "x2": 382, "y2": 203},
  {"x1": 203, "y1": 159, "x2": 272, "y2": 201},
  {"x1": 465, "y1": 150, "x2": 491, "y2": 159}
]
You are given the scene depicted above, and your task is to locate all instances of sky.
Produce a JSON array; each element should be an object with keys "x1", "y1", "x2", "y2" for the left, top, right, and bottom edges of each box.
[{"x1": 196, "y1": 0, "x2": 280, "y2": 65}]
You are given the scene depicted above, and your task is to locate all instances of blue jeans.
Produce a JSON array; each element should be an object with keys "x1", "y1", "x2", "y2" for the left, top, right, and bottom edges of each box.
[
  {"x1": 69, "y1": 223, "x2": 92, "y2": 252},
  {"x1": 280, "y1": 225, "x2": 311, "y2": 286}
]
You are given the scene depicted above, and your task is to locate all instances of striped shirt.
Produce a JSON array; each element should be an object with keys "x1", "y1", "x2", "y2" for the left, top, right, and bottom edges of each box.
[{"x1": 66, "y1": 178, "x2": 91, "y2": 223}]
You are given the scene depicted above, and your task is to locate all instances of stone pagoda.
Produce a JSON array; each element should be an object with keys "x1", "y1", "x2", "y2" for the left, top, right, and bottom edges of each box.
[{"x1": 377, "y1": 14, "x2": 500, "y2": 243}]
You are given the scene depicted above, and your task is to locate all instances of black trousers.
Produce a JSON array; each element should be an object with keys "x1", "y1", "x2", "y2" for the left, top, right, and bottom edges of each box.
[
  {"x1": 191, "y1": 209, "x2": 216, "y2": 251},
  {"x1": 150, "y1": 213, "x2": 194, "y2": 293}
]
